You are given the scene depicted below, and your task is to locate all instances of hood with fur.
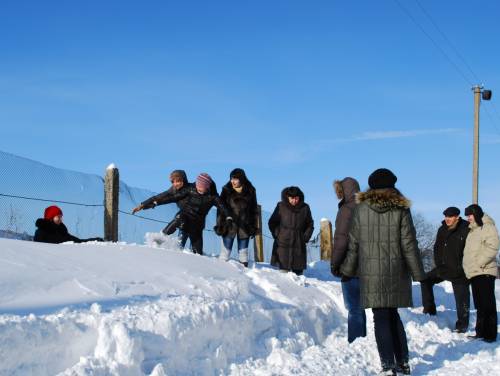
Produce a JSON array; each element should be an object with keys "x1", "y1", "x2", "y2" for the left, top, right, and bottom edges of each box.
[
  {"x1": 356, "y1": 188, "x2": 411, "y2": 213},
  {"x1": 334, "y1": 177, "x2": 360, "y2": 203}
]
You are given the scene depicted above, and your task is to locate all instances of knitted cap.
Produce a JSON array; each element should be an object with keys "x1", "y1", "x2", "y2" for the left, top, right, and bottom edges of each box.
[
  {"x1": 44, "y1": 205, "x2": 63, "y2": 220},
  {"x1": 196, "y1": 173, "x2": 212, "y2": 191}
]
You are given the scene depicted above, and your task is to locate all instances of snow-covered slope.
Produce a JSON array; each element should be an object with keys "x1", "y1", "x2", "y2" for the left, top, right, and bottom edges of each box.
[{"x1": 0, "y1": 238, "x2": 498, "y2": 376}]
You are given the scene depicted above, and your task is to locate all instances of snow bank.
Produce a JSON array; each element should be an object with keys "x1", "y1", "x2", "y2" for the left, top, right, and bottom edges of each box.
[{"x1": 0, "y1": 238, "x2": 498, "y2": 376}]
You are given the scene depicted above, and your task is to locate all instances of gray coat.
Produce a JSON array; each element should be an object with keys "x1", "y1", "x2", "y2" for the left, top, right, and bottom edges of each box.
[{"x1": 340, "y1": 188, "x2": 426, "y2": 308}]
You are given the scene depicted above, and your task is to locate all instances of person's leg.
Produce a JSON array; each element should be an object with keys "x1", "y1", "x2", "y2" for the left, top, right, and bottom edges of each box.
[
  {"x1": 476, "y1": 275, "x2": 498, "y2": 342},
  {"x1": 451, "y1": 280, "x2": 470, "y2": 332},
  {"x1": 291, "y1": 269, "x2": 303, "y2": 276},
  {"x1": 420, "y1": 272, "x2": 441, "y2": 314},
  {"x1": 372, "y1": 308, "x2": 396, "y2": 372},
  {"x1": 390, "y1": 309, "x2": 409, "y2": 372},
  {"x1": 341, "y1": 277, "x2": 367, "y2": 343},
  {"x1": 178, "y1": 230, "x2": 189, "y2": 248},
  {"x1": 162, "y1": 212, "x2": 184, "y2": 235},
  {"x1": 219, "y1": 235, "x2": 235, "y2": 261},
  {"x1": 237, "y1": 236, "x2": 250, "y2": 266},
  {"x1": 189, "y1": 228, "x2": 204, "y2": 255},
  {"x1": 470, "y1": 276, "x2": 484, "y2": 338}
]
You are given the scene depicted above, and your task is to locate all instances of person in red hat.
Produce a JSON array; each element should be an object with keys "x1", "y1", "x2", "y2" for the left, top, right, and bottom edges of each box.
[{"x1": 34, "y1": 205, "x2": 103, "y2": 244}]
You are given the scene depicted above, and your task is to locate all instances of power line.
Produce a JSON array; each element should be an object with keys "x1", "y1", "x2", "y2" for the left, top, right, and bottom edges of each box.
[
  {"x1": 413, "y1": 0, "x2": 481, "y2": 83},
  {"x1": 392, "y1": 0, "x2": 474, "y2": 86}
]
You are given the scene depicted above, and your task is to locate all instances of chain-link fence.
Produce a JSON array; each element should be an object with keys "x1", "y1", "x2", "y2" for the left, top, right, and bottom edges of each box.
[{"x1": 0, "y1": 150, "x2": 321, "y2": 263}]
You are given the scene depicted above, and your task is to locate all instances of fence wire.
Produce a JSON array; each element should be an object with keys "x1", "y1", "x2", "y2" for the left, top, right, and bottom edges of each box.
[{"x1": 0, "y1": 150, "x2": 321, "y2": 263}]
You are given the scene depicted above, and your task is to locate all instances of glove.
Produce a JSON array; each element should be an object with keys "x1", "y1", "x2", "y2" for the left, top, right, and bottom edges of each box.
[
  {"x1": 247, "y1": 225, "x2": 257, "y2": 238},
  {"x1": 331, "y1": 265, "x2": 342, "y2": 278}
]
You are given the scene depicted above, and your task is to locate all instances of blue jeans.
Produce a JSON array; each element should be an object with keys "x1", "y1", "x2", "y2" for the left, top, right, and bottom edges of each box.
[
  {"x1": 220, "y1": 236, "x2": 249, "y2": 263},
  {"x1": 341, "y1": 277, "x2": 367, "y2": 343}
]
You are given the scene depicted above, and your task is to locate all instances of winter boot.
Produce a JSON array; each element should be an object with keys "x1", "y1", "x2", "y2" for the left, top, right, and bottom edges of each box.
[
  {"x1": 422, "y1": 306, "x2": 436, "y2": 315},
  {"x1": 396, "y1": 362, "x2": 411, "y2": 375},
  {"x1": 241, "y1": 262, "x2": 248, "y2": 267},
  {"x1": 379, "y1": 368, "x2": 396, "y2": 376},
  {"x1": 163, "y1": 214, "x2": 184, "y2": 235}
]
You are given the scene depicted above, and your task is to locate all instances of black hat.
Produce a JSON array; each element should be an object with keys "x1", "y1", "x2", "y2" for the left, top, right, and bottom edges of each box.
[
  {"x1": 368, "y1": 168, "x2": 397, "y2": 189},
  {"x1": 443, "y1": 207, "x2": 460, "y2": 217},
  {"x1": 464, "y1": 204, "x2": 484, "y2": 226}
]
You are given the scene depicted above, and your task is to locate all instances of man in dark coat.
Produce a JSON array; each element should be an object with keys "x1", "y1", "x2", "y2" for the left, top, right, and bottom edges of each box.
[
  {"x1": 134, "y1": 173, "x2": 231, "y2": 255},
  {"x1": 420, "y1": 206, "x2": 470, "y2": 333},
  {"x1": 34, "y1": 206, "x2": 103, "y2": 244},
  {"x1": 216, "y1": 168, "x2": 258, "y2": 267},
  {"x1": 132, "y1": 170, "x2": 192, "y2": 247},
  {"x1": 341, "y1": 168, "x2": 425, "y2": 375},
  {"x1": 331, "y1": 177, "x2": 366, "y2": 343},
  {"x1": 268, "y1": 186, "x2": 314, "y2": 275}
]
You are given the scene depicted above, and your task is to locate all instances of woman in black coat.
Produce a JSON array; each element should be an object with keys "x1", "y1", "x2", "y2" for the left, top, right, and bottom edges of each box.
[
  {"x1": 216, "y1": 168, "x2": 257, "y2": 267},
  {"x1": 268, "y1": 186, "x2": 314, "y2": 275}
]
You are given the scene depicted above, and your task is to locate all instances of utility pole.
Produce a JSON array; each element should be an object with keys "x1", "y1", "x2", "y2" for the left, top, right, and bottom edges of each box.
[
  {"x1": 471, "y1": 85, "x2": 492, "y2": 205},
  {"x1": 472, "y1": 85, "x2": 481, "y2": 205}
]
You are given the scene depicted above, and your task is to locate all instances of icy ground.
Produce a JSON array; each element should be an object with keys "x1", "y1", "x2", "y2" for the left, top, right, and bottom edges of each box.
[{"x1": 0, "y1": 237, "x2": 498, "y2": 375}]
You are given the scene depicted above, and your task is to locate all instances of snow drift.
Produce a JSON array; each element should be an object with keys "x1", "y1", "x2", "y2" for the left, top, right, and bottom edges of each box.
[{"x1": 0, "y1": 237, "x2": 498, "y2": 376}]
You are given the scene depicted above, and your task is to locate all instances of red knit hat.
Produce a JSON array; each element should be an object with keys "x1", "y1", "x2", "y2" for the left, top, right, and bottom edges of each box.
[
  {"x1": 196, "y1": 173, "x2": 212, "y2": 191},
  {"x1": 44, "y1": 205, "x2": 63, "y2": 220}
]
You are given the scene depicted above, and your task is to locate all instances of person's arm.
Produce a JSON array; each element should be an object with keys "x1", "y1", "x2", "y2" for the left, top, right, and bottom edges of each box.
[
  {"x1": 477, "y1": 223, "x2": 500, "y2": 268},
  {"x1": 400, "y1": 209, "x2": 426, "y2": 281},
  {"x1": 268, "y1": 204, "x2": 281, "y2": 239},
  {"x1": 303, "y1": 205, "x2": 314, "y2": 243},
  {"x1": 331, "y1": 206, "x2": 353, "y2": 269},
  {"x1": 213, "y1": 194, "x2": 232, "y2": 221},
  {"x1": 340, "y1": 207, "x2": 360, "y2": 277}
]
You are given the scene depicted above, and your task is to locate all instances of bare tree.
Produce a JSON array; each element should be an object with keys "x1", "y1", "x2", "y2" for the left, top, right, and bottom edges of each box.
[{"x1": 413, "y1": 212, "x2": 437, "y2": 272}]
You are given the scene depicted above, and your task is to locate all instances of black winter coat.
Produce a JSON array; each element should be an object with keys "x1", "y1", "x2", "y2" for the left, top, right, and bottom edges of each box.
[
  {"x1": 155, "y1": 186, "x2": 229, "y2": 231},
  {"x1": 331, "y1": 178, "x2": 360, "y2": 272},
  {"x1": 268, "y1": 188, "x2": 314, "y2": 271},
  {"x1": 216, "y1": 182, "x2": 258, "y2": 239},
  {"x1": 34, "y1": 219, "x2": 101, "y2": 244},
  {"x1": 340, "y1": 189, "x2": 426, "y2": 308},
  {"x1": 141, "y1": 170, "x2": 192, "y2": 211},
  {"x1": 433, "y1": 218, "x2": 469, "y2": 282}
]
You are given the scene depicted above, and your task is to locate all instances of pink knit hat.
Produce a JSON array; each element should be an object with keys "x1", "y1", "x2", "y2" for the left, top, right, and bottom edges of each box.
[{"x1": 196, "y1": 173, "x2": 212, "y2": 191}]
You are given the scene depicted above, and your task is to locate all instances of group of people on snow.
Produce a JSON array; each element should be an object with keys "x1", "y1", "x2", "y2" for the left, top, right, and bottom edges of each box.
[
  {"x1": 330, "y1": 168, "x2": 499, "y2": 375},
  {"x1": 32, "y1": 166, "x2": 499, "y2": 375}
]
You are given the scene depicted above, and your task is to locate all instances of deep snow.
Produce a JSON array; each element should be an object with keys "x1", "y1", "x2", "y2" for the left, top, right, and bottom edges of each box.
[{"x1": 0, "y1": 237, "x2": 498, "y2": 376}]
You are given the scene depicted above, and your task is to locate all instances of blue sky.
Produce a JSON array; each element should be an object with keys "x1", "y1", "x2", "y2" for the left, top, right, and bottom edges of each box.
[{"x1": 1, "y1": 0, "x2": 500, "y2": 228}]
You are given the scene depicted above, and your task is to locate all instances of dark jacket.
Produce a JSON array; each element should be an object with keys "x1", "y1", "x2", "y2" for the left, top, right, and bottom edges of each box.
[
  {"x1": 155, "y1": 185, "x2": 229, "y2": 231},
  {"x1": 331, "y1": 178, "x2": 360, "y2": 272},
  {"x1": 268, "y1": 187, "x2": 314, "y2": 271},
  {"x1": 340, "y1": 188, "x2": 426, "y2": 308},
  {"x1": 216, "y1": 181, "x2": 258, "y2": 239},
  {"x1": 433, "y1": 218, "x2": 469, "y2": 282},
  {"x1": 141, "y1": 170, "x2": 192, "y2": 210},
  {"x1": 34, "y1": 219, "x2": 101, "y2": 244}
]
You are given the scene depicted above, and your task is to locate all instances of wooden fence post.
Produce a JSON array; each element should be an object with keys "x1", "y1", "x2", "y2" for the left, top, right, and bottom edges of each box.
[
  {"x1": 254, "y1": 204, "x2": 264, "y2": 263},
  {"x1": 104, "y1": 164, "x2": 119, "y2": 242},
  {"x1": 320, "y1": 218, "x2": 333, "y2": 261}
]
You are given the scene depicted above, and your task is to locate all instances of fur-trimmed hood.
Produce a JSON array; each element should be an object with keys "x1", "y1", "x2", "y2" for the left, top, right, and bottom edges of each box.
[
  {"x1": 356, "y1": 188, "x2": 411, "y2": 213},
  {"x1": 334, "y1": 177, "x2": 360, "y2": 204}
]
